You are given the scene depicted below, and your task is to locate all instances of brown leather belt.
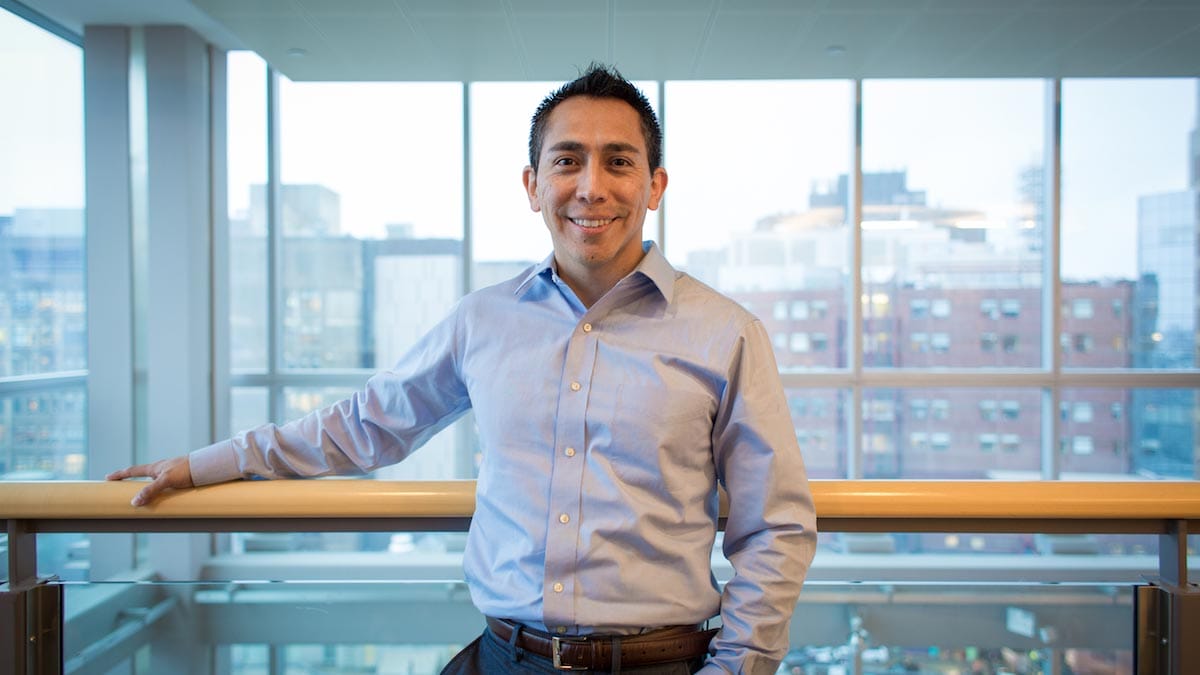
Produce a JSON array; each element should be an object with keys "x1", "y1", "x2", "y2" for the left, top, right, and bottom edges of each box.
[{"x1": 486, "y1": 617, "x2": 717, "y2": 671}]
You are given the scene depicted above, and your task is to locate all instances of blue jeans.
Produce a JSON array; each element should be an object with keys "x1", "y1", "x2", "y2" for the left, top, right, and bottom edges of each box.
[{"x1": 440, "y1": 627, "x2": 705, "y2": 674}]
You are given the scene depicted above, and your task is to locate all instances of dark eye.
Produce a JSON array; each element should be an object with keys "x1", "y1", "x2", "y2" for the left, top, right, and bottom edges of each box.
[
  {"x1": 554, "y1": 157, "x2": 577, "y2": 167},
  {"x1": 611, "y1": 157, "x2": 632, "y2": 167}
]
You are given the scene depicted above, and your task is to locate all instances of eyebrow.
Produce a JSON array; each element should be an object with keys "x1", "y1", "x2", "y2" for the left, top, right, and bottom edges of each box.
[{"x1": 547, "y1": 140, "x2": 643, "y2": 156}]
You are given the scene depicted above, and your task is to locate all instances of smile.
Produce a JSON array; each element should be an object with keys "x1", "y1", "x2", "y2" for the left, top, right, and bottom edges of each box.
[{"x1": 569, "y1": 217, "x2": 617, "y2": 229}]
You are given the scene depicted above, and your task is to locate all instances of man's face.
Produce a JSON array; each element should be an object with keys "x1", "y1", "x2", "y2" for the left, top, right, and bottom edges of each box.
[{"x1": 523, "y1": 96, "x2": 667, "y2": 287}]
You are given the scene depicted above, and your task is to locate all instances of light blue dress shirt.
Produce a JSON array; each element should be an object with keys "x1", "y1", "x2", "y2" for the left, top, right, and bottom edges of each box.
[{"x1": 190, "y1": 242, "x2": 817, "y2": 674}]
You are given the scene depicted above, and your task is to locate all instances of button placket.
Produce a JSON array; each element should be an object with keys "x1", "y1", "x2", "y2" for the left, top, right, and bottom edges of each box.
[{"x1": 541, "y1": 319, "x2": 599, "y2": 628}]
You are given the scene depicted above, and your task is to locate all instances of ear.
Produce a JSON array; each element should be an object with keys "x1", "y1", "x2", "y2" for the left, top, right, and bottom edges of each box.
[
  {"x1": 647, "y1": 167, "x2": 668, "y2": 211},
  {"x1": 522, "y1": 165, "x2": 541, "y2": 212}
]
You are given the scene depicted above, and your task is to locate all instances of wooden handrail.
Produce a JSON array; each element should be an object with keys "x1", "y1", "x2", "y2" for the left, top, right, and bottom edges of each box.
[{"x1": 3, "y1": 479, "x2": 1199, "y2": 523}]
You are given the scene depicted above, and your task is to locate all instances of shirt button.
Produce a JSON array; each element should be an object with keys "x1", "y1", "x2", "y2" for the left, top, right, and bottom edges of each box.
[
  {"x1": 582, "y1": 323, "x2": 592, "y2": 333},
  {"x1": 564, "y1": 447, "x2": 576, "y2": 457},
  {"x1": 553, "y1": 582, "x2": 564, "y2": 593},
  {"x1": 570, "y1": 381, "x2": 581, "y2": 392},
  {"x1": 559, "y1": 513, "x2": 570, "y2": 524}
]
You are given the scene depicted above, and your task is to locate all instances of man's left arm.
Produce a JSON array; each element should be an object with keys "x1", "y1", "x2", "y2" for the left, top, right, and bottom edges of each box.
[{"x1": 702, "y1": 319, "x2": 818, "y2": 675}]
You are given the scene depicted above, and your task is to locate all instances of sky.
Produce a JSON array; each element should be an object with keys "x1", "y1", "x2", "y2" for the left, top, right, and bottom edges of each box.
[{"x1": 3, "y1": 10, "x2": 1198, "y2": 283}]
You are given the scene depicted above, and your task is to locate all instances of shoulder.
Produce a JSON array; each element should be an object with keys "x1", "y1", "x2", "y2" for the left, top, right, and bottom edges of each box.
[{"x1": 669, "y1": 271, "x2": 762, "y2": 333}]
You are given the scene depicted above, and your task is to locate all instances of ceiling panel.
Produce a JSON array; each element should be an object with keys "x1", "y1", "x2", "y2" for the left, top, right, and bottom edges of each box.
[{"x1": 19, "y1": 0, "x2": 1200, "y2": 80}]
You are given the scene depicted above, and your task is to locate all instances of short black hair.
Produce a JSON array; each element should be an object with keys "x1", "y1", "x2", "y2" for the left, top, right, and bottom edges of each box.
[{"x1": 528, "y1": 63, "x2": 663, "y2": 173}]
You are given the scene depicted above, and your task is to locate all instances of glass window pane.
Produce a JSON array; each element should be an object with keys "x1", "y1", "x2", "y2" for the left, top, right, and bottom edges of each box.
[
  {"x1": 1062, "y1": 79, "x2": 1199, "y2": 369},
  {"x1": 0, "y1": 10, "x2": 85, "y2": 378},
  {"x1": 664, "y1": 81, "x2": 853, "y2": 370},
  {"x1": 227, "y1": 52, "x2": 268, "y2": 372},
  {"x1": 865, "y1": 387, "x2": 1042, "y2": 479},
  {"x1": 278, "y1": 81, "x2": 463, "y2": 370},
  {"x1": 786, "y1": 388, "x2": 846, "y2": 479},
  {"x1": 862, "y1": 80, "x2": 1045, "y2": 368}
]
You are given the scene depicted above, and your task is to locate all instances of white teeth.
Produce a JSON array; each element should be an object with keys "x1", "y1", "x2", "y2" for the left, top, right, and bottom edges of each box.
[{"x1": 571, "y1": 218, "x2": 614, "y2": 228}]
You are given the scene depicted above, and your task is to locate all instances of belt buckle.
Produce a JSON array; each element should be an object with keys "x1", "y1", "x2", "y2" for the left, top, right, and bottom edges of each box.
[{"x1": 551, "y1": 635, "x2": 588, "y2": 670}]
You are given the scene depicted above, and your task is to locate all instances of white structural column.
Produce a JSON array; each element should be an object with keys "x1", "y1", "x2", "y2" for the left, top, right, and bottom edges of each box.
[
  {"x1": 83, "y1": 25, "x2": 136, "y2": 581},
  {"x1": 141, "y1": 26, "x2": 218, "y2": 583}
]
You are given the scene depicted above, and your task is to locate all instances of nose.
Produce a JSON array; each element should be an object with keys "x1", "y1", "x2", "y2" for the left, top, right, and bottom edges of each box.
[{"x1": 575, "y1": 161, "x2": 607, "y2": 203}]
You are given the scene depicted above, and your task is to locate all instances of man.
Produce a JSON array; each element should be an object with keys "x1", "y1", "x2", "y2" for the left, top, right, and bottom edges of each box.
[{"x1": 109, "y1": 64, "x2": 817, "y2": 674}]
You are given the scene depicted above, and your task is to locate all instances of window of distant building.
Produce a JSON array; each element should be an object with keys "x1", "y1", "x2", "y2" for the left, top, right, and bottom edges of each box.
[
  {"x1": 931, "y1": 333, "x2": 951, "y2": 353},
  {"x1": 773, "y1": 300, "x2": 788, "y2": 320},
  {"x1": 790, "y1": 333, "x2": 810, "y2": 353},
  {"x1": 1001, "y1": 434, "x2": 1020, "y2": 453},
  {"x1": 811, "y1": 333, "x2": 829, "y2": 351},
  {"x1": 1001, "y1": 298, "x2": 1021, "y2": 317},
  {"x1": 980, "y1": 298, "x2": 999, "y2": 319},
  {"x1": 979, "y1": 400, "x2": 999, "y2": 421},
  {"x1": 1111, "y1": 299, "x2": 1123, "y2": 318},
  {"x1": 1111, "y1": 402, "x2": 1123, "y2": 420},
  {"x1": 931, "y1": 432, "x2": 951, "y2": 452},
  {"x1": 931, "y1": 399, "x2": 950, "y2": 420},
  {"x1": 791, "y1": 300, "x2": 809, "y2": 320},
  {"x1": 1072, "y1": 436, "x2": 1095, "y2": 455},
  {"x1": 810, "y1": 300, "x2": 828, "y2": 319},
  {"x1": 773, "y1": 332, "x2": 787, "y2": 350},
  {"x1": 1072, "y1": 298, "x2": 1094, "y2": 319},
  {"x1": 931, "y1": 298, "x2": 951, "y2": 318},
  {"x1": 1074, "y1": 333, "x2": 1093, "y2": 353},
  {"x1": 1002, "y1": 335, "x2": 1019, "y2": 353},
  {"x1": 910, "y1": 432, "x2": 929, "y2": 451},
  {"x1": 979, "y1": 433, "x2": 998, "y2": 452},
  {"x1": 910, "y1": 332, "x2": 929, "y2": 352},
  {"x1": 1001, "y1": 400, "x2": 1020, "y2": 420},
  {"x1": 980, "y1": 333, "x2": 998, "y2": 352},
  {"x1": 1073, "y1": 402, "x2": 1094, "y2": 423},
  {"x1": 910, "y1": 298, "x2": 930, "y2": 318},
  {"x1": 910, "y1": 398, "x2": 929, "y2": 420}
]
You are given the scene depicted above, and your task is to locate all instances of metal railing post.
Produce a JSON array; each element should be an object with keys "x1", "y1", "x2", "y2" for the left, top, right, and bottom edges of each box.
[{"x1": 2, "y1": 519, "x2": 64, "y2": 674}]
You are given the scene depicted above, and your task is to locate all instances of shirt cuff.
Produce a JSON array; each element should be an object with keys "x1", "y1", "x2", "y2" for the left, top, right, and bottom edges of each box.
[{"x1": 188, "y1": 439, "x2": 242, "y2": 486}]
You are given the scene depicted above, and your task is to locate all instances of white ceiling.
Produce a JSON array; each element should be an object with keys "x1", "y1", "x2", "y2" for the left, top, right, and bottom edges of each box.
[{"x1": 21, "y1": 0, "x2": 1200, "y2": 81}]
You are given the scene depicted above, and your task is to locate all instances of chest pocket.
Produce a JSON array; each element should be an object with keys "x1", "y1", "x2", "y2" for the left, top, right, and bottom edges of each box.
[{"x1": 603, "y1": 375, "x2": 717, "y2": 488}]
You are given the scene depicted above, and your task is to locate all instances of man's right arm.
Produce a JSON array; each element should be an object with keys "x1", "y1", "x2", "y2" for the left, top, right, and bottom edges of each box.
[{"x1": 108, "y1": 303, "x2": 470, "y2": 506}]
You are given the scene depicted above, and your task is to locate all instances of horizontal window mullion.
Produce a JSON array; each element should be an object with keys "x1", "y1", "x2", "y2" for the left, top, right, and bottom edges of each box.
[
  {"x1": 0, "y1": 371, "x2": 88, "y2": 394},
  {"x1": 230, "y1": 370, "x2": 375, "y2": 389},
  {"x1": 780, "y1": 368, "x2": 1200, "y2": 389}
]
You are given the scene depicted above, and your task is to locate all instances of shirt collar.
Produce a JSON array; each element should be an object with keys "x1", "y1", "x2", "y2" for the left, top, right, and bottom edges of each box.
[{"x1": 513, "y1": 241, "x2": 677, "y2": 303}]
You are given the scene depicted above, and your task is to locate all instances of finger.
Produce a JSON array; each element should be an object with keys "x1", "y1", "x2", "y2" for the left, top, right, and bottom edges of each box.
[
  {"x1": 106, "y1": 465, "x2": 146, "y2": 481},
  {"x1": 131, "y1": 474, "x2": 168, "y2": 507}
]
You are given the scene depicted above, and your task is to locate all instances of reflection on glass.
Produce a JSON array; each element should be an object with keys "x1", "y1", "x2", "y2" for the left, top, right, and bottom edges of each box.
[
  {"x1": 277, "y1": 81, "x2": 464, "y2": 370},
  {"x1": 0, "y1": 387, "x2": 86, "y2": 478},
  {"x1": 862, "y1": 387, "x2": 1042, "y2": 479},
  {"x1": 664, "y1": 81, "x2": 853, "y2": 370},
  {"x1": 227, "y1": 51, "x2": 268, "y2": 372},
  {"x1": 1062, "y1": 79, "x2": 1199, "y2": 370},
  {"x1": 862, "y1": 80, "x2": 1045, "y2": 368}
]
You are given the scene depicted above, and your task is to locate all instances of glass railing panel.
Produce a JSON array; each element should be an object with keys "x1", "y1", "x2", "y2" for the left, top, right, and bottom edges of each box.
[{"x1": 61, "y1": 578, "x2": 1136, "y2": 675}]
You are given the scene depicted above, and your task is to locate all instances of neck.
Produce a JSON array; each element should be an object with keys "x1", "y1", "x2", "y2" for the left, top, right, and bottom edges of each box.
[{"x1": 556, "y1": 253, "x2": 646, "y2": 308}]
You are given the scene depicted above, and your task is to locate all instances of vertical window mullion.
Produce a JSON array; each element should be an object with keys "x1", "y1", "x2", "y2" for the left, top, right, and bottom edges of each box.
[
  {"x1": 1042, "y1": 78, "x2": 1063, "y2": 480},
  {"x1": 848, "y1": 79, "x2": 864, "y2": 480},
  {"x1": 266, "y1": 66, "x2": 282, "y2": 422}
]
